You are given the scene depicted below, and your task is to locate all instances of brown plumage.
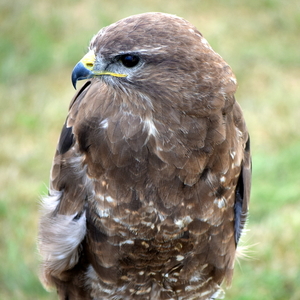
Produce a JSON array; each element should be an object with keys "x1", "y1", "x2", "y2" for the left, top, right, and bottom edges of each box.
[{"x1": 38, "y1": 12, "x2": 251, "y2": 300}]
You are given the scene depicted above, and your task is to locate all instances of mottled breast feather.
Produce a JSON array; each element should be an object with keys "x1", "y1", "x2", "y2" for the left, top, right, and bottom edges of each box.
[{"x1": 38, "y1": 12, "x2": 251, "y2": 300}]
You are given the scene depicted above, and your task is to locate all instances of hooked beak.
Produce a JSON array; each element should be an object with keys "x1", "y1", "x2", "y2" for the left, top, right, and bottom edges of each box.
[{"x1": 71, "y1": 50, "x2": 127, "y2": 89}]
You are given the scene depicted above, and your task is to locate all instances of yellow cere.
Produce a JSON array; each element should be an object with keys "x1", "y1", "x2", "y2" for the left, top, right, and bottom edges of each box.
[{"x1": 80, "y1": 50, "x2": 96, "y2": 71}]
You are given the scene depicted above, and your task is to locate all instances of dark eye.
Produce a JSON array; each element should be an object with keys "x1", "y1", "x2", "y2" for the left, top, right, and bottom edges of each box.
[{"x1": 120, "y1": 54, "x2": 140, "y2": 68}]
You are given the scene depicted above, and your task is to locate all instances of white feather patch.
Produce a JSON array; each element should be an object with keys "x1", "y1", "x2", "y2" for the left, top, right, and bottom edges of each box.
[
  {"x1": 38, "y1": 190, "x2": 86, "y2": 286},
  {"x1": 143, "y1": 118, "x2": 158, "y2": 137},
  {"x1": 210, "y1": 287, "x2": 225, "y2": 299}
]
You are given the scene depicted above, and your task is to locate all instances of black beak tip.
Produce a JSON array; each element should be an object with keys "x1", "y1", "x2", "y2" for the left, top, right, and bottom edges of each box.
[
  {"x1": 71, "y1": 72, "x2": 77, "y2": 90},
  {"x1": 71, "y1": 61, "x2": 93, "y2": 90}
]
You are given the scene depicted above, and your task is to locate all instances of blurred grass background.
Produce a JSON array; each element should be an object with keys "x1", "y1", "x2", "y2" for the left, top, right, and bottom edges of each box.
[{"x1": 0, "y1": 0, "x2": 299, "y2": 299}]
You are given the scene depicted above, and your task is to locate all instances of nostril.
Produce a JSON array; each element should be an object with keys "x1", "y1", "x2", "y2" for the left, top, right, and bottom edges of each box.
[{"x1": 86, "y1": 63, "x2": 93, "y2": 68}]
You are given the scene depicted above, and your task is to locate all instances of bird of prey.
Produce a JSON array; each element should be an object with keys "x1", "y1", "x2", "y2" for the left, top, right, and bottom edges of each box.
[{"x1": 38, "y1": 12, "x2": 251, "y2": 300}]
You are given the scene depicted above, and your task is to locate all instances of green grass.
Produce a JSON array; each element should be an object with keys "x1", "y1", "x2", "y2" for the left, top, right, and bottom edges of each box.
[{"x1": 0, "y1": 0, "x2": 299, "y2": 299}]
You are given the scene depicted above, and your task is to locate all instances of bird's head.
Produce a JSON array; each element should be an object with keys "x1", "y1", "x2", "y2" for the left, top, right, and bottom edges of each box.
[{"x1": 71, "y1": 12, "x2": 237, "y2": 115}]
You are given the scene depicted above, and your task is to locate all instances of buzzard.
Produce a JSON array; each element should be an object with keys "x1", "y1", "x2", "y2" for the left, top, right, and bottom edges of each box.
[{"x1": 38, "y1": 12, "x2": 251, "y2": 300}]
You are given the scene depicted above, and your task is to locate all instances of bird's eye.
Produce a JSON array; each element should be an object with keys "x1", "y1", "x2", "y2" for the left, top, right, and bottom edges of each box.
[{"x1": 119, "y1": 54, "x2": 140, "y2": 68}]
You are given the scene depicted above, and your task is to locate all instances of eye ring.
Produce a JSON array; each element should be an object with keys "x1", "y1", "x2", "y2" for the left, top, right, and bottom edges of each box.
[{"x1": 119, "y1": 54, "x2": 140, "y2": 68}]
